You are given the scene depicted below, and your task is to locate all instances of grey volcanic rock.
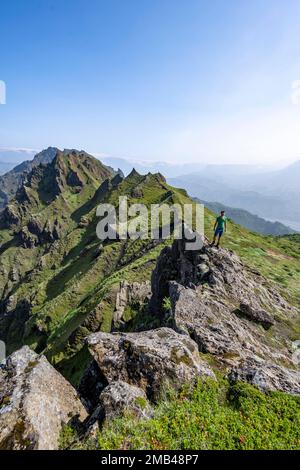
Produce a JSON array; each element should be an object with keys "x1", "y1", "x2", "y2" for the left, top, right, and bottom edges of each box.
[
  {"x1": 229, "y1": 357, "x2": 300, "y2": 395},
  {"x1": 100, "y1": 381, "x2": 153, "y2": 420},
  {"x1": 0, "y1": 346, "x2": 87, "y2": 450},
  {"x1": 150, "y1": 235, "x2": 208, "y2": 312},
  {"x1": 18, "y1": 216, "x2": 63, "y2": 248},
  {"x1": 113, "y1": 280, "x2": 152, "y2": 326},
  {"x1": 87, "y1": 327, "x2": 215, "y2": 399}
]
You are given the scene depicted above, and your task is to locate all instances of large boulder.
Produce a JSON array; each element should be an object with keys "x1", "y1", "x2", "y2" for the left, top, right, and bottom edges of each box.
[
  {"x1": 169, "y1": 281, "x2": 272, "y2": 360},
  {"x1": 0, "y1": 346, "x2": 87, "y2": 450},
  {"x1": 87, "y1": 327, "x2": 215, "y2": 400}
]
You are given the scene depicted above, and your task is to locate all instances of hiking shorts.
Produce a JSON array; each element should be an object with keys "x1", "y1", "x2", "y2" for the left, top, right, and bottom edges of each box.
[{"x1": 215, "y1": 228, "x2": 224, "y2": 237}]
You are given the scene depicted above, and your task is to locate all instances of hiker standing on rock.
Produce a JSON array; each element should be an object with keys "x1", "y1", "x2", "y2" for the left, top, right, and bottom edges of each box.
[{"x1": 211, "y1": 210, "x2": 227, "y2": 248}]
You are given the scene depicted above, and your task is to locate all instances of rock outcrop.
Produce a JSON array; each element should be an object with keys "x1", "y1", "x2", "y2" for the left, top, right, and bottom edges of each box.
[
  {"x1": 151, "y1": 239, "x2": 300, "y2": 394},
  {"x1": 113, "y1": 280, "x2": 152, "y2": 326},
  {"x1": 229, "y1": 357, "x2": 300, "y2": 395},
  {"x1": 236, "y1": 303, "x2": 274, "y2": 330},
  {"x1": 0, "y1": 346, "x2": 87, "y2": 450},
  {"x1": 87, "y1": 327, "x2": 215, "y2": 400}
]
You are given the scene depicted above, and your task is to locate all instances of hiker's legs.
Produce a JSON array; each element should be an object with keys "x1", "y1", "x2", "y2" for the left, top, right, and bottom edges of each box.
[{"x1": 216, "y1": 232, "x2": 223, "y2": 247}]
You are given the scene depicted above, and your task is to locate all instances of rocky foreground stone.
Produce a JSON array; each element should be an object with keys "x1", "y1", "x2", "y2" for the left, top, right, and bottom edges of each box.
[
  {"x1": 86, "y1": 327, "x2": 215, "y2": 400},
  {"x1": 0, "y1": 346, "x2": 87, "y2": 450}
]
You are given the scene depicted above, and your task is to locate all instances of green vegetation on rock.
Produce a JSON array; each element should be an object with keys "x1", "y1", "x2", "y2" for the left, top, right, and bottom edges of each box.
[{"x1": 64, "y1": 378, "x2": 300, "y2": 450}]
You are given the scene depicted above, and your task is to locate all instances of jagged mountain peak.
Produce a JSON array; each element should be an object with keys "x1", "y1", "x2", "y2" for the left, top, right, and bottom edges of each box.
[
  {"x1": 126, "y1": 167, "x2": 141, "y2": 179},
  {"x1": 0, "y1": 149, "x2": 115, "y2": 232},
  {"x1": 0, "y1": 147, "x2": 117, "y2": 212},
  {"x1": 0, "y1": 147, "x2": 59, "y2": 210}
]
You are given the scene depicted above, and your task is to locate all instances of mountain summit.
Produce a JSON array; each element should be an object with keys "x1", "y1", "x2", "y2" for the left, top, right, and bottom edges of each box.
[{"x1": 0, "y1": 147, "x2": 58, "y2": 210}]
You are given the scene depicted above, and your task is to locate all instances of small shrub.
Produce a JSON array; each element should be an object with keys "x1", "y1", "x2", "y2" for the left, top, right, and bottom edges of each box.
[
  {"x1": 162, "y1": 297, "x2": 172, "y2": 313},
  {"x1": 72, "y1": 379, "x2": 300, "y2": 450}
]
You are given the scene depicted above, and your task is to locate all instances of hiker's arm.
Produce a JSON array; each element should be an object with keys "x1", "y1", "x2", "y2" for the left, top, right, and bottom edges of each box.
[
  {"x1": 225, "y1": 220, "x2": 227, "y2": 232},
  {"x1": 214, "y1": 220, "x2": 217, "y2": 230}
]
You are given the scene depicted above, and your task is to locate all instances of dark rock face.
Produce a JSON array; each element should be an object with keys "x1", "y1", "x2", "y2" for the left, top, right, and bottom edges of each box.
[
  {"x1": 0, "y1": 298, "x2": 32, "y2": 351},
  {"x1": 150, "y1": 237, "x2": 207, "y2": 314},
  {"x1": 78, "y1": 360, "x2": 108, "y2": 413},
  {"x1": 131, "y1": 187, "x2": 143, "y2": 198},
  {"x1": 113, "y1": 280, "x2": 152, "y2": 328},
  {"x1": 1, "y1": 205, "x2": 21, "y2": 228},
  {"x1": 18, "y1": 217, "x2": 63, "y2": 248},
  {"x1": 66, "y1": 170, "x2": 84, "y2": 188},
  {"x1": 19, "y1": 226, "x2": 38, "y2": 248},
  {"x1": 87, "y1": 327, "x2": 215, "y2": 400}
]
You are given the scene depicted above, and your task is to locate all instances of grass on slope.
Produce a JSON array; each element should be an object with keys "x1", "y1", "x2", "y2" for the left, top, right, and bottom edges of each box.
[{"x1": 61, "y1": 378, "x2": 300, "y2": 450}]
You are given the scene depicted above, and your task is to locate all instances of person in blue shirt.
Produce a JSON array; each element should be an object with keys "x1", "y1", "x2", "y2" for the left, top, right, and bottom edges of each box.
[{"x1": 211, "y1": 210, "x2": 227, "y2": 248}]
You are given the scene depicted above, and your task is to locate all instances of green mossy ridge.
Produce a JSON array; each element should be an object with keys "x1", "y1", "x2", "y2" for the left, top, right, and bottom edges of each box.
[{"x1": 0, "y1": 156, "x2": 299, "y2": 385}]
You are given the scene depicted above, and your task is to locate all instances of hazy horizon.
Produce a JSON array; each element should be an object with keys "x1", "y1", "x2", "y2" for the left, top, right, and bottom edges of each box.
[{"x1": 0, "y1": 146, "x2": 299, "y2": 170}]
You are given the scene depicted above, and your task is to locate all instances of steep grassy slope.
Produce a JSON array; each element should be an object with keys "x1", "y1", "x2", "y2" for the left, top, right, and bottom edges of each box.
[
  {"x1": 0, "y1": 160, "x2": 180, "y2": 383},
  {"x1": 0, "y1": 150, "x2": 114, "y2": 352},
  {"x1": 0, "y1": 152, "x2": 299, "y2": 387}
]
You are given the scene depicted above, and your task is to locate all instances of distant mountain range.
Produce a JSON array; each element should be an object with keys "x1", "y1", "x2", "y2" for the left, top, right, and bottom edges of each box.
[
  {"x1": 169, "y1": 161, "x2": 300, "y2": 230},
  {"x1": 200, "y1": 200, "x2": 295, "y2": 236},
  {"x1": 0, "y1": 148, "x2": 298, "y2": 235},
  {"x1": 0, "y1": 148, "x2": 37, "y2": 175}
]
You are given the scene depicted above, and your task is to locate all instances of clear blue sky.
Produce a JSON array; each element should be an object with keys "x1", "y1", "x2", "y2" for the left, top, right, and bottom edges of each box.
[{"x1": 1, "y1": 0, "x2": 300, "y2": 164}]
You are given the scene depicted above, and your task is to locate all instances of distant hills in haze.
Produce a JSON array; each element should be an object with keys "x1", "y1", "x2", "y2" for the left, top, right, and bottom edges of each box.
[
  {"x1": 0, "y1": 148, "x2": 37, "y2": 175},
  {"x1": 200, "y1": 200, "x2": 295, "y2": 236},
  {"x1": 169, "y1": 161, "x2": 300, "y2": 231},
  {"x1": 0, "y1": 147, "x2": 298, "y2": 234}
]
